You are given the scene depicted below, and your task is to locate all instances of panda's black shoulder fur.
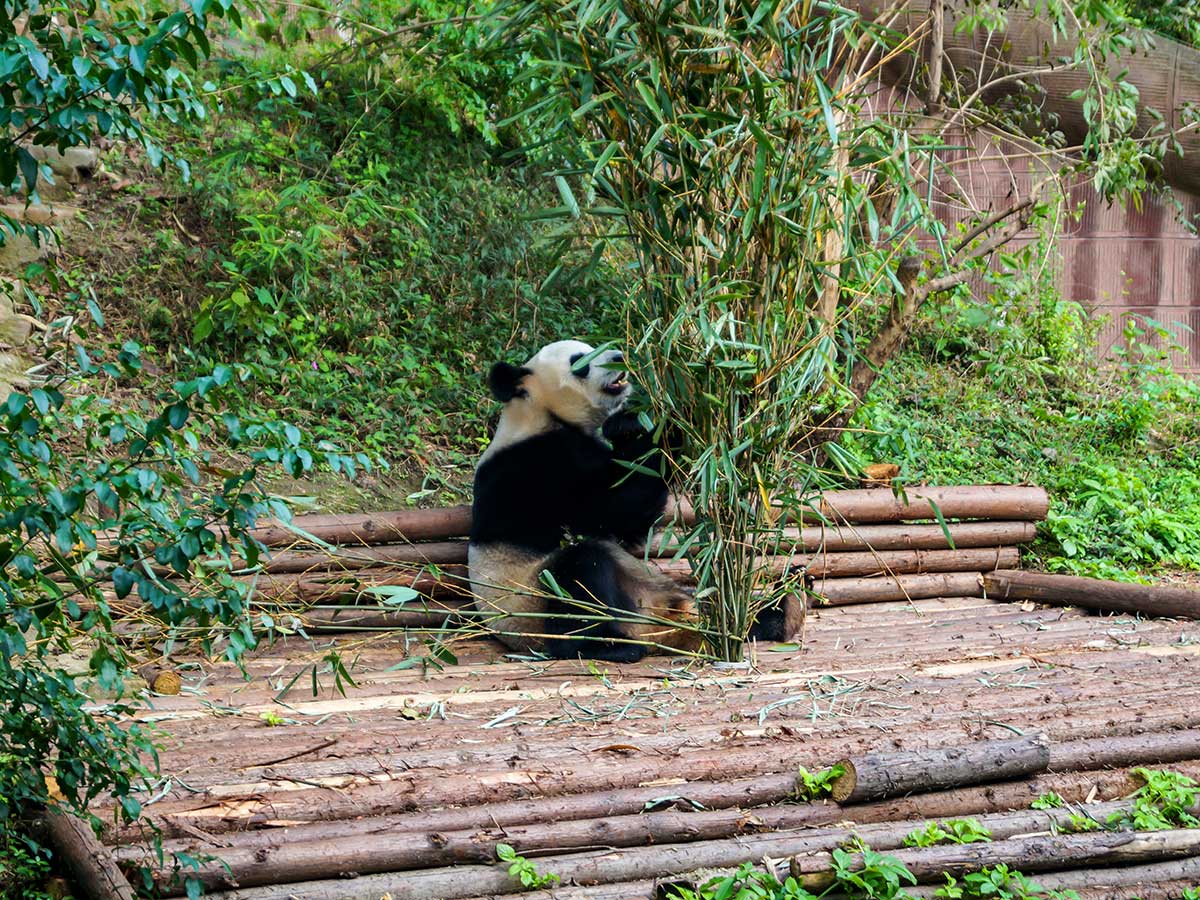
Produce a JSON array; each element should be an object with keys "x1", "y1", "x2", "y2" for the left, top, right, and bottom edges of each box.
[{"x1": 471, "y1": 412, "x2": 669, "y2": 556}]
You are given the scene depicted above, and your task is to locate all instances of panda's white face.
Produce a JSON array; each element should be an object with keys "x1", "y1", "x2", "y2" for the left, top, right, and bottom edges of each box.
[
  {"x1": 481, "y1": 340, "x2": 631, "y2": 463},
  {"x1": 521, "y1": 340, "x2": 630, "y2": 428}
]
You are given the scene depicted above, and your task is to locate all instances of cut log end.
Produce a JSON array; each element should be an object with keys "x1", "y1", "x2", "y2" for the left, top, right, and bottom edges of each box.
[
  {"x1": 829, "y1": 760, "x2": 858, "y2": 803},
  {"x1": 138, "y1": 665, "x2": 182, "y2": 696}
]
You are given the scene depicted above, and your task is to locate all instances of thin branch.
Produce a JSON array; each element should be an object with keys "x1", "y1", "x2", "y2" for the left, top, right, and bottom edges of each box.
[
  {"x1": 926, "y1": 0, "x2": 944, "y2": 113},
  {"x1": 951, "y1": 195, "x2": 1036, "y2": 255}
]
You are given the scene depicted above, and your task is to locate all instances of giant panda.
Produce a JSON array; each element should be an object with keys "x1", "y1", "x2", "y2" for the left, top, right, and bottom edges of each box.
[{"x1": 468, "y1": 339, "x2": 797, "y2": 662}]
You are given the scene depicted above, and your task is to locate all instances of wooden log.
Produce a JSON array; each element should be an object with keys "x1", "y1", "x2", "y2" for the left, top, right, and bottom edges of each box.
[
  {"x1": 240, "y1": 484, "x2": 1045, "y2": 550},
  {"x1": 295, "y1": 604, "x2": 472, "y2": 631},
  {"x1": 128, "y1": 794, "x2": 1152, "y2": 894},
  {"x1": 249, "y1": 506, "x2": 473, "y2": 547},
  {"x1": 769, "y1": 520, "x2": 1036, "y2": 553},
  {"x1": 1047, "y1": 731, "x2": 1200, "y2": 772},
  {"x1": 263, "y1": 540, "x2": 469, "y2": 574},
  {"x1": 245, "y1": 567, "x2": 471, "y2": 604},
  {"x1": 137, "y1": 664, "x2": 181, "y2": 696},
  {"x1": 792, "y1": 828, "x2": 1200, "y2": 888},
  {"x1": 829, "y1": 735, "x2": 1051, "y2": 803},
  {"x1": 803, "y1": 485, "x2": 1049, "y2": 525},
  {"x1": 135, "y1": 759, "x2": 1200, "y2": 879},
  {"x1": 1066, "y1": 886, "x2": 1200, "y2": 900},
  {"x1": 985, "y1": 570, "x2": 1200, "y2": 620},
  {"x1": 258, "y1": 522, "x2": 1038, "y2": 575},
  {"x1": 813, "y1": 571, "x2": 984, "y2": 605},
  {"x1": 193, "y1": 820, "x2": 1200, "y2": 900},
  {"x1": 1031, "y1": 855, "x2": 1200, "y2": 890},
  {"x1": 653, "y1": 547, "x2": 1019, "y2": 581},
  {"x1": 34, "y1": 808, "x2": 137, "y2": 900},
  {"x1": 143, "y1": 772, "x2": 798, "y2": 853}
]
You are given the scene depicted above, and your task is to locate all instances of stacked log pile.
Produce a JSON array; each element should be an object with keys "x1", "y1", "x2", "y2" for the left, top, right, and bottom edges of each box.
[
  {"x1": 205, "y1": 484, "x2": 1049, "y2": 632},
  {"x1": 110, "y1": 728, "x2": 1200, "y2": 898},
  {"x1": 90, "y1": 587, "x2": 1200, "y2": 900}
]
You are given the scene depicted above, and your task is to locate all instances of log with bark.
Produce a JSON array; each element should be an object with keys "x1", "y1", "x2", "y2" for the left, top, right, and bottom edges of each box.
[
  {"x1": 828, "y1": 735, "x2": 1051, "y2": 803},
  {"x1": 985, "y1": 570, "x2": 1200, "y2": 620},
  {"x1": 791, "y1": 828, "x2": 1200, "y2": 888},
  {"x1": 220, "y1": 485, "x2": 1047, "y2": 551},
  {"x1": 653, "y1": 546, "x2": 1019, "y2": 581},
  {"x1": 125, "y1": 793, "x2": 1159, "y2": 894},
  {"x1": 34, "y1": 808, "x2": 138, "y2": 900},
  {"x1": 802, "y1": 485, "x2": 1048, "y2": 525},
  {"x1": 259, "y1": 521, "x2": 1038, "y2": 575},
  {"x1": 192, "y1": 820, "x2": 1200, "y2": 900},
  {"x1": 239, "y1": 553, "x2": 1002, "y2": 611},
  {"x1": 813, "y1": 571, "x2": 984, "y2": 605},
  {"x1": 138, "y1": 664, "x2": 182, "y2": 695}
]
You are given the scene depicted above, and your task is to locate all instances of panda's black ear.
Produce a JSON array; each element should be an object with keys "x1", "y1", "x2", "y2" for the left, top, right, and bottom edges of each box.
[{"x1": 489, "y1": 362, "x2": 531, "y2": 402}]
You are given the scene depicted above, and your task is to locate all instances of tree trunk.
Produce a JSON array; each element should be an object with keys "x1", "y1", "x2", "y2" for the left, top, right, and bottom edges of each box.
[
  {"x1": 813, "y1": 571, "x2": 983, "y2": 605},
  {"x1": 985, "y1": 570, "x2": 1200, "y2": 619},
  {"x1": 792, "y1": 828, "x2": 1200, "y2": 888},
  {"x1": 34, "y1": 808, "x2": 138, "y2": 900},
  {"x1": 829, "y1": 735, "x2": 1051, "y2": 803}
]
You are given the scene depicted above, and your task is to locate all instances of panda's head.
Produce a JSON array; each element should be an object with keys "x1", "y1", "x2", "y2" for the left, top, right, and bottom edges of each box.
[{"x1": 489, "y1": 340, "x2": 630, "y2": 432}]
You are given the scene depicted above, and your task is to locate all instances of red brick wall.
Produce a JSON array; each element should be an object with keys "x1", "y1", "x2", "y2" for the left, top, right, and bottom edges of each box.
[{"x1": 1060, "y1": 181, "x2": 1200, "y2": 371}]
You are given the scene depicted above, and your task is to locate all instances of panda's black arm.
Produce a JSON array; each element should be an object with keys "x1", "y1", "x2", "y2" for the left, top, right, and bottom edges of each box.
[{"x1": 599, "y1": 412, "x2": 673, "y2": 543}]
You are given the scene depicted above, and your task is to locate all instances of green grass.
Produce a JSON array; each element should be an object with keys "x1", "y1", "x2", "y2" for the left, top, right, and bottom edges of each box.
[
  {"x1": 847, "y1": 324, "x2": 1200, "y2": 580},
  {"x1": 52, "y1": 51, "x2": 623, "y2": 505}
]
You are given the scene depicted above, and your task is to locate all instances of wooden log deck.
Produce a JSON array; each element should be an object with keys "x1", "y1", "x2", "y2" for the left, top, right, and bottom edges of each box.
[{"x1": 103, "y1": 591, "x2": 1200, "y2": 899}]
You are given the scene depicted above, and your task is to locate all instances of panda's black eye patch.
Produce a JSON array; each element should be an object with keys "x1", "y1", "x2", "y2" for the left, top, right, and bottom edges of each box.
[{"x1": 569, "y1": 352, "x2": 590, "y2": 378}]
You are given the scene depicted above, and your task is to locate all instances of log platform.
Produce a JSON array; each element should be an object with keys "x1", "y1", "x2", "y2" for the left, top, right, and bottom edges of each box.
[{"x1": 104, "y1": 588, "x2": 1200, "y2": 898}]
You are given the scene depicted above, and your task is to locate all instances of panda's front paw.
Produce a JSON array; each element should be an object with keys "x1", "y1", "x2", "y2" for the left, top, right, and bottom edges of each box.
[{"x1": 603, "y1": 411, "x2": 651, "y2": 444}]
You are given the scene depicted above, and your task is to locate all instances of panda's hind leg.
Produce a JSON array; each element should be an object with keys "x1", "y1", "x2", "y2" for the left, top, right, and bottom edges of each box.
[{"x1": 542, "y1": 543, "x2": 645, "y2": 663}]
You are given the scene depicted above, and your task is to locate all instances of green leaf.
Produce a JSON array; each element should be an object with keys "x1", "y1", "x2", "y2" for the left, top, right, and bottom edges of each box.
[
  {"x1": 129, "y1": 43, "x2": 148, "y2": 75},
  {"x1": 554, "y1": 176, "x2": 580, "y2": 219},
  {"x1": 111, "y1": 567, "x2": 136, "y2": 599},
  {"x1": 16, "y1": 147, "x2": 38, "y2": 194}
]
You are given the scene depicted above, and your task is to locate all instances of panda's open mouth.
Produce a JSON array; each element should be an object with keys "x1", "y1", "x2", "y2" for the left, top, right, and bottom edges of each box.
[{"x1": 602, "y1": 372, "x2": 629, "y2": 396}]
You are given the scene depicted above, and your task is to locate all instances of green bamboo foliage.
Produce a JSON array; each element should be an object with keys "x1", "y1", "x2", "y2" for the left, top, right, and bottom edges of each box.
[
  {"x1": 501, "y1": 0, "x2": 1152, "y2": 659},
  {"x1": 503, "y1": 0, "x2": 943, "y2": 659},
  {"x1": 503, "y1": 0, "x2": 944, "y2": 659}
]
